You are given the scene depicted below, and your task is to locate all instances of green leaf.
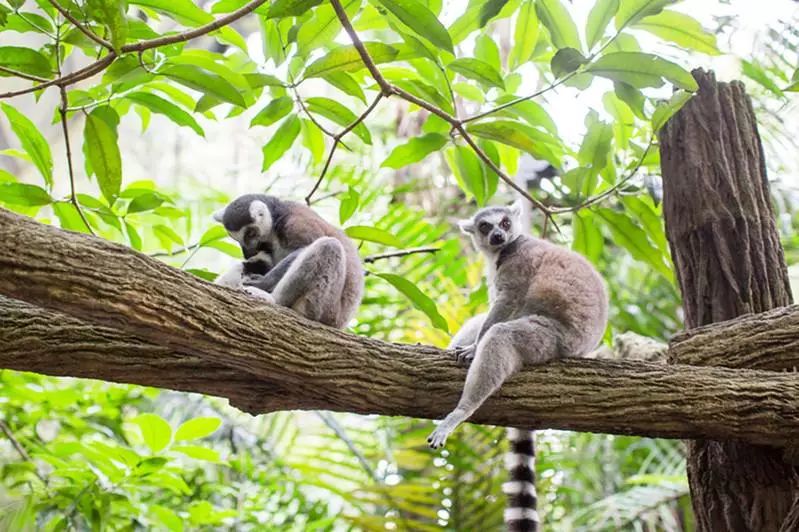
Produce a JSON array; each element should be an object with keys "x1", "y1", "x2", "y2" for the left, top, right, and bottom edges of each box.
[
  {"x1": 125, "y1": 92, "x2": 205, "y2": 136},
  {"x1": 475, "y1": 34, "x2": 501, "y2": 72},
  {"x1": 174, "y1": 417, "x2": 221, "y2": 441},
  {"x1": 550, "y1": 47, "x2": 587, "y2": 78},
  {"x1": 614, "y1": 0, "x2": 674, "y2": 30},
  {"x1": 509, "y1": 0, "x2": 539, "y2": 69},
  {"x1": 322, "y1": 72, "x2": 367, "y2": 103},
  {"x1": 151, "y1": 505, "x2": 184, "y2": 532},
  {"x1": 466, "y1": 120, "x2": 561, "y2": 164},
  {"x1": 2, "y1": 12, "x2": 55, "y2": 34},
  {"x1": 344, "y1": 225, "x2": 402, "y2": 247},
  {"x1": 130, "y1": 0, "x2": 214, "y2": 26},
  {"x1": 0, "y1": 183, "x2": 52, "y2": 206},
  {"x1": 84, "y1": 109, "x2": 123, "y2": 203},
  {"x1": 0, "y1": 103, "x2": 53, "y2": 188},
  {"x1": 381, "y1": 133, "x2": 448, "y2": 169},
  {"x1": 126, "y1": 221, "x2": 142, "y2": 250},
  {"x1": 172, "y1": 445, "x2": 222, "y2": 462},
  {"x1": 578, "y1": 113, "x2": 613, "y2": 174},
  {"x1": 376, "y1": 0, "x2": 453, "y2": 53},
  {"x1": 597, "y1": 207, "x2": 672, "y2": 279},
  {"x1": 493, "y1": 95, "x2": 558, "y2": 134},
  {"x1": 633, "y1": 10, "x2": 719, "y2": 55},
  {"x1": 585, "y1": 0, "x2": 619, "y2": 50},
  {"x1": 243, "y1": 73, "x2": 284, "y2": 89},
  {"x1": 451, "y1": 145, "x2": 487, "y2": 204},
  {"x1": 742, "y1": 60, "x2": 784, "y2": 98},
  {"x1": 301, "y1": 119, "x2": 325, "y2": 164},
  {"x1": 161, "y1": 64, "x2": 246, "y2": 107},
  {"x1": 651, "y1": 90, "x2": 692, "y2": 131},
  {"x1": 85, "y1": 0, "x2": 128, "y2": 51},
  {"x1": 536, "y1": 0, "x2": 581, "y2": 51},
  {"x1": 448, "y1": 0, "x2": 510, "y2": 44},
  {"x1": 0, "y1": 46, "x2": 52, "y2": 78},
  {"x1": 267, "y1": 0, "x2": 323, "y2": 18},
  {"x1": 572, "y1": 210, "x2": 602, "y2": 263},
  {"x1": 376, "y1": 273, "x2": 448, "y2": 332},
  {"x1": 303, "y1": 43, "x2": 399, "y2": 78},
  {"x1": 338, "y1": 186, "x2": 359, "y2": 224},
  {"x1": 297, "y1": 0, "x2": 360, "y2": 56},
  {"x1": 305, "y1": 97, "x2": 372, "y2": 144},
  {"x1": 613, "y1": 81, "x2": 646, "y2": 118},
  {"x1": 127, "y1": 192, "x2": 165, "y2": 213},
  {"x1": 131, "y1": 414, "x2": 172, "y2": 453},
  {"x1": 447, "y1": 58, "x2": 504, "y2": 89},
  {"x1": 587, "y1": 52, "x2": 698, "y2": 91},
  {"x1": 786, "y1": 80, "x2": 799, "y2": 92},
  {"x1": 250, "y1": 97, "x2": 293, "y2": 128},
  {"x1": 262, "y1": 115, "x2": 301, "y2": 171}
]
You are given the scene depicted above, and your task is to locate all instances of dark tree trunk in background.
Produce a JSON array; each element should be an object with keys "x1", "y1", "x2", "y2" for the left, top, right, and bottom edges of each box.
[{"x1": 660, "y1": 69, "x2": 796, "y2": 531}]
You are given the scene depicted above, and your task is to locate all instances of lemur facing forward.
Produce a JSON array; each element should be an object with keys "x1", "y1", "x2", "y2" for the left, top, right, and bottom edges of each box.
[
  {"x1": 430, "y1": 200, "x2": 608, "y2": 531},
  {"x1": 213, "y1": 194, "x2": 364, "y2": 329}
]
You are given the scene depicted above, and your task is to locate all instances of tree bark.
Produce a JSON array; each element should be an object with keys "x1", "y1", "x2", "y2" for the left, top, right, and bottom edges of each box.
[
  {"x1": 660, "y1": 69, "x2": 796, "y2": 532},
  {"x1": 3, "y1": 209, "x2": 799, "y2": 446}
]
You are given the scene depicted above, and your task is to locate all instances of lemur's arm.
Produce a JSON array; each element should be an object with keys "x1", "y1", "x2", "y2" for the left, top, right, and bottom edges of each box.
[
  {"x1": 244, "y1": 248, "x2": 303, "y2": 292},
  {"x1": 474, "y1": 291, "x2": 516, "y2": 342}
]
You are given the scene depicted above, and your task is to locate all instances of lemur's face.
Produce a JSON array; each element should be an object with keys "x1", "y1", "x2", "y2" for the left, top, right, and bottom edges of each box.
[
  {"x1": 458, "y1": 201, "x2": 523, "y2": 253},
  {"x1": 213, "y1": 196, "x2": 273, "y2": 260}
]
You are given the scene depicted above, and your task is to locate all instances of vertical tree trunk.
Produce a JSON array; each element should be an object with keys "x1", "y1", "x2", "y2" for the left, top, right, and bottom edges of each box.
[{"x1": 660, "y1": 69, "x2": 796, "y2": 531}]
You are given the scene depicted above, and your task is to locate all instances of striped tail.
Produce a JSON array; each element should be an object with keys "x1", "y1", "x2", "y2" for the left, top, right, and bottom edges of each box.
[{"x1": 503, "y1": 428, "x2": 539, "y2": 532}]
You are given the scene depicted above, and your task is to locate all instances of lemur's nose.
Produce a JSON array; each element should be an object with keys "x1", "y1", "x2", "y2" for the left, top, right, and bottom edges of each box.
[{"x1": 489, "y1": 232, "x2": 506, "y2": 246}]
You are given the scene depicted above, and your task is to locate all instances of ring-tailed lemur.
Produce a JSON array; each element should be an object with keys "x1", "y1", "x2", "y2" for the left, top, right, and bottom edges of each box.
[
  {"x1": 430, "y1": 200, "x2": 608, "y2": 531},
  {"x1": 213, "y1": 194, "x2": 364, "y2": 329}
]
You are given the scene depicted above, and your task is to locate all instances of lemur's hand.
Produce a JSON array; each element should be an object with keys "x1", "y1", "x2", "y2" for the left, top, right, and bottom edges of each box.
[
  {"x1": 241, "y1": 285, "x2": 275, "y2": 303},
  {"x1": 241, "y1": 273, "x2": 265, "y2": 286},
  {"x1": 453, "y1": 343, "x2": 476, "y2": 366}
]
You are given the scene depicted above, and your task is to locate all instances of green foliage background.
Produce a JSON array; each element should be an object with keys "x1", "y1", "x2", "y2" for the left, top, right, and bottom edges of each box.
[{"x1": 0, "y1": 0, "x2": 797, "y2": 529}]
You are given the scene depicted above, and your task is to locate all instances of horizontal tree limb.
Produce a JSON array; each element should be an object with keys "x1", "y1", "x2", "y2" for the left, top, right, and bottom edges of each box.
[
  {"x1": 0, "y1": 297, "x2": 295, "y2": 414},
  {"x1": 670, "y1": 305, "x2": 799, "y2": 371},
  {"x1": 2, "y1": 207, "x2": 799, "y2": 447}
]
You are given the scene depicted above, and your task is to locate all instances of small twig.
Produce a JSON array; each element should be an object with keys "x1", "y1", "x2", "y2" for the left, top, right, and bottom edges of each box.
[
  {"x1": 550, "y1": 136, "x2": 656, "y2": 214},
  {"x1": 54, "y1": 23, "x2": 93, "y2": 235},
  {"x1": 0, "y1": 420, "x2": 32, "y2": 462},
  {"x1": 363, "y1": 246, "x2": 440, "y2": 263},
  {"x1": 295, "y1": 95, "x2": 337, "y2": 138},
  {"x1": 462, "y1": 74, "x2": 575, "y2": 124},
  {"x1": 150, "y1": 242, "x2": 199, "y2": 258},
  {"x1": 0, "y1": 65, "x2": 51, "y2": 83},
  {"x1": 137, "y1": 50, "x2": 155, "y2": 73},
  {"x1": 49, "y1": 0, "x2": 113, "y2": 49},
  {"x1": 305, "y1": 92, "x2": 383, "y2": 204},
  {"x1": 309, "y1": 189, "x2": 344, "y2": 205}
]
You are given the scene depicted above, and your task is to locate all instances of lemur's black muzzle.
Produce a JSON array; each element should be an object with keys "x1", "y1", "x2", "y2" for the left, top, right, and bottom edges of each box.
[{"x1": 489, "y1": 231, "x2": 506, "y2": 246}]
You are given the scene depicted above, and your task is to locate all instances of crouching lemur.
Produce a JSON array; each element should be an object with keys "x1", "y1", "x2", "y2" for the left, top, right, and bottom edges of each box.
[{"x1": 213, "y1": 194, "x2": 364, "y2": 329}]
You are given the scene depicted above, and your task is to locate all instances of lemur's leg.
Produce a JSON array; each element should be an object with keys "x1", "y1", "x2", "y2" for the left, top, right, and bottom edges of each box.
[
  {"x1": 428, "y1": 315, "x2": 564, "y2": 449},
  {"x1": 269, "y1": 237, "x2": 346, "y2": 325},
  {"x1": 448, "y1": 313, "x2": 486, "y2": 349}
]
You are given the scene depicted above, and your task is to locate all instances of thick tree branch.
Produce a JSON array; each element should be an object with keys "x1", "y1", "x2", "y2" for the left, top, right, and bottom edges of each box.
[{"x1": 3, "y1": 208, "x2": 799, "y2": 448}]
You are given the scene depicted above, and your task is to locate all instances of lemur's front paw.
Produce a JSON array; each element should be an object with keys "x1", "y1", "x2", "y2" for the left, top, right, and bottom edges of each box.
[
  {"x1": 453, "y1": 344, "x2": 476, "y2": 366},
  {"x1": 242, "y1": 273, "x2": 265, "y2": 286},
  {"x1": 427, "y1": 426, "x2": 450, "y2": 449},
  {"x1": 242, "y1": 286, "x2": 275, "y2": 303}
]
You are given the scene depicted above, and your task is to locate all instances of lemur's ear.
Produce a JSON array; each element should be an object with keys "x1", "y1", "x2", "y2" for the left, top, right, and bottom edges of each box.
[
  {"x1": 457, "y1": 219, "x2": 475, "y2": 234},
  {"x1": 212, "y1": 208, "x2": 225, "y2": 224},
  {"x1": 509, "y1": 199, "x2": 525, "y2": 219}
]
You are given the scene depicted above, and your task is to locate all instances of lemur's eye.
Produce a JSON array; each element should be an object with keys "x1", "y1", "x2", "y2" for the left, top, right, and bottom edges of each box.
[
  {"x1": 499, "y1": 218, "x2": 511, "y2": 230},
  {"x1": 478, "y1": 222, "x2": 492, "y2": 235}
]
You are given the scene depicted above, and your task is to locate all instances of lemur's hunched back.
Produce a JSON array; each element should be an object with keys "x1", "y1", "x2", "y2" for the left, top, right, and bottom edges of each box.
[{"x1": 430, "y1": 200, "x2": 608, "y2": 531}]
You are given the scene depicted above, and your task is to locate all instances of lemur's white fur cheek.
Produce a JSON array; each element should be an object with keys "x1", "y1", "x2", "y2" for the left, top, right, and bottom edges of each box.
[
  {"x1": 249, "y1": 200, "x2": 273, "y2": 236},
  {"x1": 212, "y1": 208, "x2": 225, "y2": 223}
]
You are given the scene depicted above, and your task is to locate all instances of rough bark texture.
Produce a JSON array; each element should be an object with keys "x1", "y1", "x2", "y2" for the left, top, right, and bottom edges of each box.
[
  {"x1": 2, "y1": 209, "x2": 799, "y2": 447},
  {"x1": 0, "y1": 296, "x2": 295, "y2": 414},
  {"x1": 660, "y1": 69, "x2": 796, "y2": 532},
  {"x1": 670, "y1": 305, "x2": 799, "y2": 371}
]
